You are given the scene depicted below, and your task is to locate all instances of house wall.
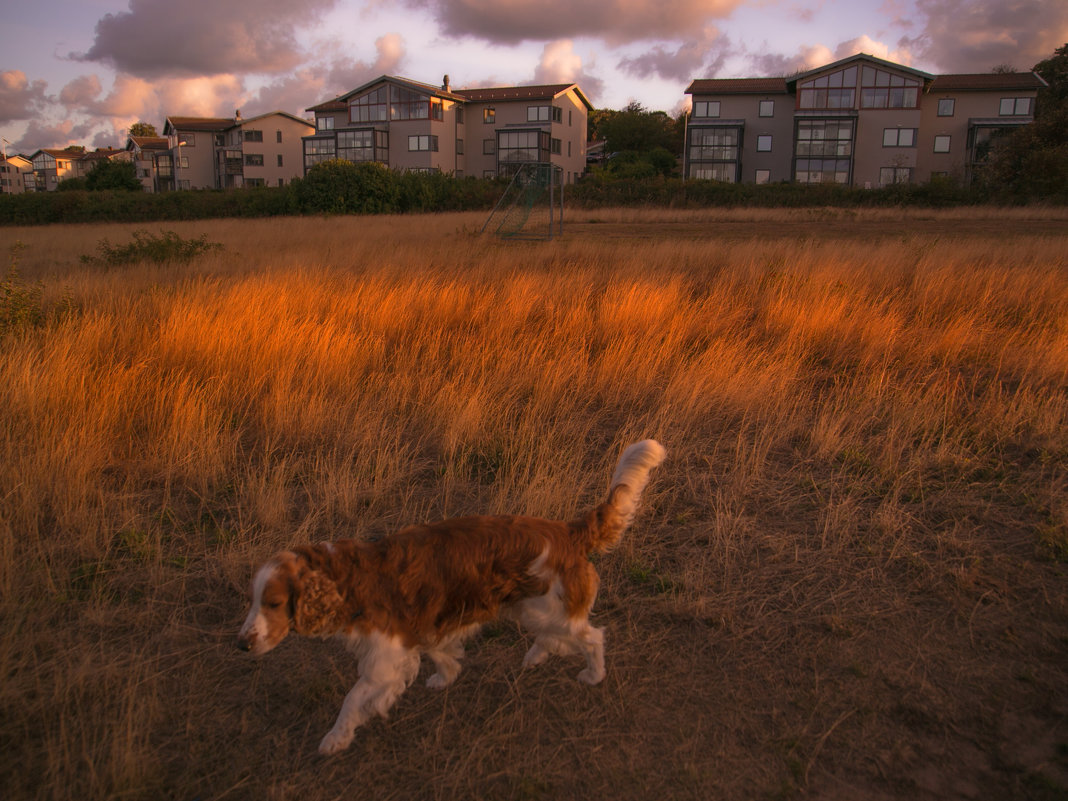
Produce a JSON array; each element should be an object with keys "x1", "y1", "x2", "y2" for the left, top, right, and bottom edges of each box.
[
  {"x1": 236, "y1": 115, "x2": 315, "y2": 186},
  {"x1": 854, "y1": 107, "x2": 924, "y2": 187},
  {"x1": 171, "y1": 130, "x2": 218, "y2": 189},
  {"x1": 0, "y1": 157, "x2": 31, "y2": 194},
  {"x1": 914, "y1": 89, "x2": 1039, "y2": 181}
]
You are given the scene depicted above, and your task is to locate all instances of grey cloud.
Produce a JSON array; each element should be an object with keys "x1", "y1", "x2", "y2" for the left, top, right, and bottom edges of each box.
[
  {"x1": 910, "y1": 0, "x2": 1068, "y2": 72},
  {"x1": 409, "y1": 0, "x2": 742, "y2": 45},
  {"x1": 75, "y1": 0, "x2": 338, "y2": 77},
  {"x1": 617, "y1": 29, "x2": 731, "y2": 82},
  {"x1": 0, "y1": 70, "x2": 52, "y2": 124},
  {"x1": 247, "y1": 34, "x2": 408, "y2": 116},
  {"x1": 12, "y1": 118, "x2": 94, "y2": 152}
]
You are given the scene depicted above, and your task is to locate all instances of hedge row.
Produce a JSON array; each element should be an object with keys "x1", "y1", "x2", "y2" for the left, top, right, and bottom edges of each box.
[{"x1": 0, "y1": 159, "x2": 1057, "y2": 226}]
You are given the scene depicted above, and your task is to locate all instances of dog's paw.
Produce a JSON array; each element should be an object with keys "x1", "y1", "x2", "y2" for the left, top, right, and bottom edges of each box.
[
  {"x1": 318, "y1": 727, "x2": 354, "y2": 756},
  {"x1": 522, "y1": 644, "x2": 549, "y2": 668},
  {"x1": 426, "y1": 672, "x2": 454, "y2": 689},
  {"x1": 576, "y1": 667, "x2": 605, "y2": 685}
]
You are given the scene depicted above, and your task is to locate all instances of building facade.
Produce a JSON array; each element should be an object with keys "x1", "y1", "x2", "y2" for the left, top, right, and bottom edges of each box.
[
  {"x1": 160, "y1": 111, "x2": 315, "y2": 190},
  {"x1": 0, "y1": 154, "x2": 32, "y2": 194},
  {"x1": 685, "y1": 53, "x2": 1046, "y2": 186},
  {"x1": 303, "y1": 75, "x2": 591, "y2": 184}
]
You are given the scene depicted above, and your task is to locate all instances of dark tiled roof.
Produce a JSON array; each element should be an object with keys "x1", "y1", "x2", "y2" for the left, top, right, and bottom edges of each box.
[
  {"x1": 930, "y1": 72, "x2": 1047, "y2": 91},
  {"x1": 80, "y1": 148, "x2": 125, "y2": 161},
  {"x1": 452, "y1": 83, "x2": 575, "y2": 102},
  {"x1": 686, "y1": 78, "x2": 789, "y2": 95},
  {"x1": 167, "y1": 117, "x2": 234, "y2": 131},
  {"x1": 306, "y1": 98, "x2": 347, "y2": 113},
  {"x1": 129, "y1": 136, "x2": 170, "y2": 150}
]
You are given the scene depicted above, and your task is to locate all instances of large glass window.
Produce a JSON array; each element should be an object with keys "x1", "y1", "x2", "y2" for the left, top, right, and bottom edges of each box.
[
  {"x1": 795, "y1": 119, "x2": 854, "y2": 183},
  {"x1": 338, "y1": 130, "x2": 378, "y2": 162},
  {"x1": 687, "y1": 126, "x2": 740, "y2": 182},
  {"x1": 798, "y1": 67, "x2": 857, "y2": 109},
  {"x1": 392, "y1": 86, "x2": 442, "y2": 120},
  {"x1": 350, "y1": 87, "x2": 388, "y2": 123},
  {"x1": 497, "y1": 130, "x2": 549, "y2": 165},
  {"x1": 860, "y1": 67, "x2": 919, "y2": 108},
  {"x1": 796, "y1": 119, "x2": 853, "y2": 157},
  {"x1": 303, "y1": 137, "x2": 336, "y2": 169},
  {"x1": 527, "y1": 105, "x2": 562, "y2": 123}
]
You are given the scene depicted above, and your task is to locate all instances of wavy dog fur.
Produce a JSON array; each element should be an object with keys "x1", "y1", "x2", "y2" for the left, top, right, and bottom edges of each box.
[{"x1": 238, "y1": 439, "x2": 666, "y2": 755}]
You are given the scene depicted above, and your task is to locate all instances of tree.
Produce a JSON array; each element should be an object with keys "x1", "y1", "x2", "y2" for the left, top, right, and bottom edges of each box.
[
  {"x1": 979, "y1": 43, "x2": 1068, "y2": 198},
  {"x1": 85, "y1": 159, "x2": 142, "y2": 191},
  {"x1": 129, "y1": 121, "x2": 158, "y2": 138}
]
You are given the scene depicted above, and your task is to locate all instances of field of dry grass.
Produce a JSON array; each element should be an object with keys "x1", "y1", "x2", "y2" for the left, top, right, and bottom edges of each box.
[{"x1": 1, "y1": 207, "x2": 1067, "y2": 800}]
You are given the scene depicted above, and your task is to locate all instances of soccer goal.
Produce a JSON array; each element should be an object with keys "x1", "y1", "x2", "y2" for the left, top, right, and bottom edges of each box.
[{"x1": 481, "y1": 162, "x2": 564, "y2": 240}]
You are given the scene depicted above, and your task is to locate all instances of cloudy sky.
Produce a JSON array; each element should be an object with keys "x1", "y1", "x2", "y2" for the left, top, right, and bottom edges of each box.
[{"x1": 2, "y1": 0, "x2": 1066, "y2": 152}]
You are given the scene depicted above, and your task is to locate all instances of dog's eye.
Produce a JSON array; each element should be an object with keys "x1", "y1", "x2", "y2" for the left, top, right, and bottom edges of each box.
[{"x1": 265, "y1": 601, "x2": 283, "y2": 609}]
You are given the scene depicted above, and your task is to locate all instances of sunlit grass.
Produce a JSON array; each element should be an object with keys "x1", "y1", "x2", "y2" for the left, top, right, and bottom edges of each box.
[{"x1": 2, "y1": 208, "x2": 1067, "y2": 799}]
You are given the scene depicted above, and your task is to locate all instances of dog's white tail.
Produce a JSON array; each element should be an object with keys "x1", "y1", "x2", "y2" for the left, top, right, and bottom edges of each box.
[{"x1": 581, "y1": 439, "x2": 667, "y2": 553}]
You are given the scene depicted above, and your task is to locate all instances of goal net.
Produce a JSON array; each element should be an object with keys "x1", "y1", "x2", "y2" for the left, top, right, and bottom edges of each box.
[{"x1": 482, "y1": 163, "x2": 564, "y2": 240}]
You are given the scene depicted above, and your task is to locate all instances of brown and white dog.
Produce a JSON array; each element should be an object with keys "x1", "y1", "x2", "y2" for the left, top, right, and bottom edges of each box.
[{"x1": 237, "y1": 439, "x2": 666, "y2": 755}]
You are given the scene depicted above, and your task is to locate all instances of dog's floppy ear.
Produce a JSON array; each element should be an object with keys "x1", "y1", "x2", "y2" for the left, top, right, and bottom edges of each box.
[{"x1": 292, "y1": 569, "x2": 344, "y2": 637}]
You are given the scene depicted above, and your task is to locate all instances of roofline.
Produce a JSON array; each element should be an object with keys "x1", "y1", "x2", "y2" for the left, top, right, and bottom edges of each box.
[
  {"x1": 234, "y1": 110, "x2": 315, "y2": 128},
  {"x1": 309, "y1": 76, "x2": 594, "y2": 112},
  {"x1": 787, "y1": 53, "x2": 934, "y2": 86}
]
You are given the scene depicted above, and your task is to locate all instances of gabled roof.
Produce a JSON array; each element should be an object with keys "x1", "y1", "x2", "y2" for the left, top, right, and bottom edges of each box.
[
  {"x1": 453, "y1": 83, "x2": 594, "y2": 110},
  {"x1": 233, "y1": 110, "x2": 315, "y2": 129},
  {"x1": 787, "y1": 53, "x2": 934, "y2": 87},
  {"x1": 308, "y1": 75, "x2": 468, "y2": 112},
  {"x1": 80, "y1": 148, "x2": 126, "y2": 162},
  {"x1": 930, "y1": 72, "x2": 1047, "y2": 91},
  {"x1": 686, "y1": 77, "x2": 788, "y2": 95},
  {"x1": 127, "y1": 136, "x2": 170, "y2": 152},
  {"x1": 29, "y1": 147, "x2": 86, "y2": 161},
  {"x1": 164, "y1": 116, "x2": 234, "y2": 133},
  {"x1": 307, "y1": 77, "x2": 594, "y2": 112}
]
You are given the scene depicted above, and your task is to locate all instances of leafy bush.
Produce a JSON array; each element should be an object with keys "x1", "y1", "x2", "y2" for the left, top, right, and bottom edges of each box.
[
  {"x1": 80, "y1": 230, "x2": 224, "y2": 267},
  {"x1": 85, "y1": 159, "x2": 142, "y2": 192},
  {"x1": 293, "y1": 160, "x2": 400, "y2": 214}
]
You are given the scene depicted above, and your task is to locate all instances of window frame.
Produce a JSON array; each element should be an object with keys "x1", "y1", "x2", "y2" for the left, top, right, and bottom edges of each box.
[
  {"x1": 882, "y1": 128, "x2": 916, "y2": 147},
  {"x1": 933, "y1": 134, "x2": 951, "y2": 153}
]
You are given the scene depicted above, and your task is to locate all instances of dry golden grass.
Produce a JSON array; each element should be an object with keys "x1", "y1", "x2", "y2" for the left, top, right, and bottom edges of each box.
[{"x1": 2, "y1": 207, "x2": 1067, "y2": 800}]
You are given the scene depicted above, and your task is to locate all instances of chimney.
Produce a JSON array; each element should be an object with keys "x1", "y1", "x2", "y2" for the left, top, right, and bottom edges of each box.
[{"x1": 442, "y1": 75, "x2": 450, "y2": 92}]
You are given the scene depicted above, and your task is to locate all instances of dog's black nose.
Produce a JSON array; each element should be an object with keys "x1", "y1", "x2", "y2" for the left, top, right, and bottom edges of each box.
[{"x1": 237, "y1": 638, "x2": 251, "y2": 652}]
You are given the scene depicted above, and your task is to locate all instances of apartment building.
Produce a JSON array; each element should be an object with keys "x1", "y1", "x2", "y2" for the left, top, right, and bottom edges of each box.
[
  {"x1": 160, "y1": 111, "x2": 315, "y2": 190},
  {"x1": 303, "y1": 75, "x2": 591, "y2": 183},
  {"x1": 26, "y1": 147, "x2": 83, "y2": 191},
  {"x1": 684, "y1": 53, "x2": 1046, "y2": 186},
  {"x1": 0, "y1": 154, "x2": 32, "y2": 194}
]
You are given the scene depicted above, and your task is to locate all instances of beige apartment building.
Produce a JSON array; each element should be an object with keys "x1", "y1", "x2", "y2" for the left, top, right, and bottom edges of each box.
[
  {"x1": 304, "y1": 75, "x2": 591, "y2": 184},
  {"x1": 159, "y1": 111, "x2": 315, "y2": 190},
  {"x1": 685, "y1": 53, "x2": 1046, "y2": 186},
  {"x1": 0, "y1": 154, "x2": 32, "y2": 194}
]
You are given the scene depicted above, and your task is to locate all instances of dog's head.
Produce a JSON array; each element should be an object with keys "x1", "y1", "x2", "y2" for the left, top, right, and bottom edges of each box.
[{"x1": 237, "y1": 551, "x2": 345, "y2": 655}]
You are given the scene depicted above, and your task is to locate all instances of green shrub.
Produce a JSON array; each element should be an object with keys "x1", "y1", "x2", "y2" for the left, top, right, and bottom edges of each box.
[{"x1": 80, "y1": 230, "x2": 224, "y2": 267}]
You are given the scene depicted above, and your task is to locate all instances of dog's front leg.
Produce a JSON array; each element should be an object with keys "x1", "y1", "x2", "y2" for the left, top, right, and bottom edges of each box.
[{"x1": 319, "y1": 634, "x2": 419, "y2": 755}]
